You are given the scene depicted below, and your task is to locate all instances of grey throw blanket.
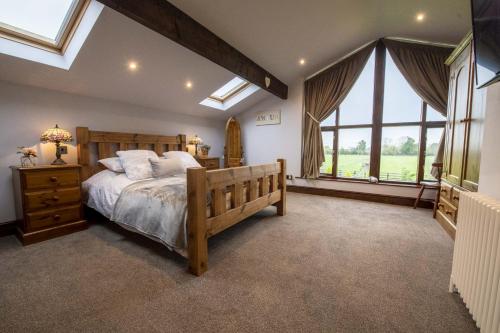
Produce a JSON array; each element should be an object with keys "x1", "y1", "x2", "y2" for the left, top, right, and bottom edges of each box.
[{"x1": 111, "y1": 176, "x2": 188, "y2": 253}]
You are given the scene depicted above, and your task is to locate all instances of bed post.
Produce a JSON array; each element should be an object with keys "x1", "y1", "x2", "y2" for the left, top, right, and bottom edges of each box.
[
  {"x1": 76, "y1": 127, "x2": 91, "y2": 181},
  {"x1": 275, "y1": 158, "x2": 287, "y2": 216},
  {"x1": 186, "y1": 167, "x2": 208, "y2": 276},
  {"x1": 178, "y1": 134, "x2": 187, "y2": 152}
]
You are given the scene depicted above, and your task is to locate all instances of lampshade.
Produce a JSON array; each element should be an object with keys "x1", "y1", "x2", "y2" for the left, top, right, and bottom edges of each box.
[
  {"x1": 189, "y1": 135, "x2": 203, "y2": 145},
  {"x1": 40, "y1": 124, "x2": 73, "y2": 143}
]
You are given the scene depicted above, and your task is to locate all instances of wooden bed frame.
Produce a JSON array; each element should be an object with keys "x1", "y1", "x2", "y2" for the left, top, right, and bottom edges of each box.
[{"x1": 76, "y1": 127, "x2": 286, "y2": 276}]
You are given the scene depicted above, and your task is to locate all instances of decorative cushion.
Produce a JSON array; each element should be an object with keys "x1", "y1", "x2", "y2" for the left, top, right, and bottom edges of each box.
[
  {"x1": 149, "y1": 158, "x2": 185, "y2": 178},
  {"x1": 163, "y1": 151, "x2": 201, "y2": 169},
  {"x1": 116, "y1": 150, "x2": 159, "y2": 180},
  {"x1": 98, "y1": 157, "x2": 124, "y2": 173}
]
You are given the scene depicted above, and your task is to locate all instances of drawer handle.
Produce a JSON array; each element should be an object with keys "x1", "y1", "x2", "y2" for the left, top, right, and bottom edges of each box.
[
  {"x1": 445, "y1": 211, "x2": 454, "y2": 216},
  {"x1": 453, "y1": 195, "x2": 459, "y2": 201},
  {"x1": 53, "y1": 215, "x2": 61, "y2": 220},
  {"x1": 438, "y1": 203, "x2": 444, "y2": 209},
  {"x1": 49, "y1": 176, "x2": 58, "y2": 182},
  {"x1": 42, "y1": 196, "x2": 60, "y2": 205},
  {"x1": 441, "y1": 189, "x2": 448, "y2": 193}
]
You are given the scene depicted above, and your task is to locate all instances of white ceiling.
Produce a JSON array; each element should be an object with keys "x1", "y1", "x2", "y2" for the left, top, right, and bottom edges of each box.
[
  {"x1": 170, "y1": 0, "x2": 471, "y2": 82},
  {"x1": 0, "y1": 7, "x2": 269, "y2": 120},
  {"x1": 0, "y1": 0, "x2": 471, "y2": 119}
]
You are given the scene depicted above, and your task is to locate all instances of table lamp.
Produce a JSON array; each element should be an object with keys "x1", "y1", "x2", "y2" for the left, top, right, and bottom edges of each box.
[
  {"x1": 189, "y1": 135, "x2": 203, "y2": 156},
  {"x1": 40, "y1": 124, "x2": 73, "y2": 165}
]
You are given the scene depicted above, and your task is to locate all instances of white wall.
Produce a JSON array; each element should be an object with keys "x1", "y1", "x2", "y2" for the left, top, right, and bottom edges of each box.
[
  {"x1": 478, "y1": 84, "x2": 500, "y2": 200},
  {"x1": 239, "y1": 80, "x2": 304, "y2": 176},
  {"x1": 0, "y1": 81, "x2": 225, "y2": 223}
]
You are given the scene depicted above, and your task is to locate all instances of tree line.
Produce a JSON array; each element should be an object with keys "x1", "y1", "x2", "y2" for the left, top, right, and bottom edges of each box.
[{"x1": 325, "y1": 137, "x2": 439, "y2": 156}]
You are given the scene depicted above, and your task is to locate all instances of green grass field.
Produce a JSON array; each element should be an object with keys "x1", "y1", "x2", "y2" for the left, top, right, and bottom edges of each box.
[{"x1": 320, "y1": 154, "x2": 436, "y2": 182}]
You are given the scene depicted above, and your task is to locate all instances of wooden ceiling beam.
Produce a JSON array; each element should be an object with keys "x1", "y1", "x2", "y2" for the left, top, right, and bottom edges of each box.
[{"x1": 98, "y1": 0, "x2": 288, "y2": 99}]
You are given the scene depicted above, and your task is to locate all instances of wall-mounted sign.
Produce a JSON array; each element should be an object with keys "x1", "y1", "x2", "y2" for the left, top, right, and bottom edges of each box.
[{"x1": 256, "y1": 109, "x2": 281, "y2": 126}]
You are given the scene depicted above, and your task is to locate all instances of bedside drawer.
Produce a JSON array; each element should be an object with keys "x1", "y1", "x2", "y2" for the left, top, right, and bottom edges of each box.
[
  {"x1": 26, "y1": 204, "x2": 82, "y2": 230},
  {"x1": 24, "y1": 187, "x2": 81, "y2": 211},
  {"x1": 438, "y1": 199, "x2": 457, "y2": 224},
  {"x1": 204, "y1": 159, "x2": 219, "y2": 169},
  {"x1": 23, "y1": 169, "x2": 79, "y2": 190}
]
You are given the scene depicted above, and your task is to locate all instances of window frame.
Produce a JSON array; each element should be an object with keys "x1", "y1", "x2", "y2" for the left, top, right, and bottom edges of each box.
[
  {"x1": 208, "y1": 80, "x2": 251, "y2": 103},
  {"x1": 319, "y1": 42, "x2": 446, "y2": 184},
  {"x1": 0, "y1": 0, "x2": 89, "y2": 54}
]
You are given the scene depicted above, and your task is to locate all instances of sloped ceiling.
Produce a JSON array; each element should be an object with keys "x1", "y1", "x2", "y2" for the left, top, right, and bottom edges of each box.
[
  {"x1": 170, "y1": 0, "x2": 471, "y2": 82},
  {"x1": 0, "y1": 0, "x2": 471, "y2": 119}
]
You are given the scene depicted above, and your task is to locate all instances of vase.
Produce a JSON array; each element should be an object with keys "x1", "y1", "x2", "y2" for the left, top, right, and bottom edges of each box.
[{"x1": 20, "y1": 156, "x2": 36, "y2": 168}]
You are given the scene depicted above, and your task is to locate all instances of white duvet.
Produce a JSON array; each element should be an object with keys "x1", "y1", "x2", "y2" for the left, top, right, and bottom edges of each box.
[
  {"x1": 82, "y1": 170, "x2": 189, "y2": 253},
  {"x1": 82, "y1": 170, "x2": 135, "y2": 219}
]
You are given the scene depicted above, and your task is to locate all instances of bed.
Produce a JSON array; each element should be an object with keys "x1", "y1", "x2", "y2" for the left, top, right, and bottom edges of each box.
[{"x1": 76, "y1": 127, "x2": 286, "y2": 276}]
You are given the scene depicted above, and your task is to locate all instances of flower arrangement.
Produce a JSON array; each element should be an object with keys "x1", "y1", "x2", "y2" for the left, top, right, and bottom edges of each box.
[
  {"x1": 17, "y1": 146, "x2": 37, "y2": 167},
  {"x1": 200, "y1": 144, "x2": 211, "y2": 156}
]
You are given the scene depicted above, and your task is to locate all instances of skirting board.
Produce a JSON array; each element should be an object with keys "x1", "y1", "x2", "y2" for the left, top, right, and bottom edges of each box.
[
  {"x1": 288, "y1": 185, "x2": 434, "y2": 209},
  {"x1": 0, "y1": 220, "x2": 17, "y2": 237}
]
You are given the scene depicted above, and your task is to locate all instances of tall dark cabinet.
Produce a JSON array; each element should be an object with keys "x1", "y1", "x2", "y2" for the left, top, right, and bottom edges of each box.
[{"x1": 437, "y1": 33, "x2": 486, "y2": 238}]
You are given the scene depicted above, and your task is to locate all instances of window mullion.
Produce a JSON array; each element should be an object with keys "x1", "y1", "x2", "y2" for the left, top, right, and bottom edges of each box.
[
  {"x1": 333, "y1": 108, "x2": 340, "y2": 177},
  {"x1": 369, "y1": 41, "x2": 385, "y2": 179},
  {"x1": 417, "y1": 102, "x2": 428, "y2": 183}
]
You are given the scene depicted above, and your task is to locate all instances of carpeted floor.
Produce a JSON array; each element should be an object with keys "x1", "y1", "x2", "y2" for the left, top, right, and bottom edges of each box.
[{"x1": 0, "y1": 193, "x2": 477, "y2": 332}]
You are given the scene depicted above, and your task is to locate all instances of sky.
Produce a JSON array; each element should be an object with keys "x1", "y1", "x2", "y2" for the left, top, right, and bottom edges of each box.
[
  {"x1": 322, "y1": 51, "x2": 445, "y2": 151},
  {"x1": 0, "y1": 0, "x2": 74, "y2": 40}
]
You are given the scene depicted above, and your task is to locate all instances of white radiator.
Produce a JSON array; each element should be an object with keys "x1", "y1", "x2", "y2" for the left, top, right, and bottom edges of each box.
[{"x1": 450, "y1": 192, "x2": 500, "y2": 333}]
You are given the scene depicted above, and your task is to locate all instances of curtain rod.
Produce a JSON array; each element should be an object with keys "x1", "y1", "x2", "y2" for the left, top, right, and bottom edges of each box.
[
  {"x1": 384, "y1": 36, "x2": 457, "y2": 48},
  {"x1": 306, "y1": 37, "x2": 457, "y2": 80}
]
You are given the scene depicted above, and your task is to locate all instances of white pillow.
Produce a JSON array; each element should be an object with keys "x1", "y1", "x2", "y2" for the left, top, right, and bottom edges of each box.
[
  {"x1": 116, "y1": 150, "x2": 159, "y2": 180},
  {"x1": 163, "y1": 151, "x2": 201, "y2": 169},
  {"x1": 98, "y1": 157, "x2": 124, "y2": 173},
  {"x1": 150, "y1": 158, "x2": 185, "y2": 178}
]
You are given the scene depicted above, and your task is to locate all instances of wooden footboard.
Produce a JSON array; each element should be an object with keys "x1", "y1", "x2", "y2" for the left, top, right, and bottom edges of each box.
[{"x1": 186, "y1": 159, "x2": 286, "y2": 276}]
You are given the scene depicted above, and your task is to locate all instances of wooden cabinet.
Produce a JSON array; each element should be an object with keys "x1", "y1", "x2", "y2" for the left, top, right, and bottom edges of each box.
[
  {"x1": 445, "y1": 42, "x2": 471, "y2": 186},
  {"x1": 437, "y1": 33, "x2": 486, "y2": 238},
  {"x1": 11, "y1": 165, "x2": 87, "y2": 245},
  {"x1": 443, "y1": 33, "x2": 486, "y2": 192},
  {"x1": 195, "y1": 156, "x2": 220, "y2": 170}
]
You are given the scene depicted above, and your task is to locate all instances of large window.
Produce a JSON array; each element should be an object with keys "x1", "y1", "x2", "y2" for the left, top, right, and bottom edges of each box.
[
  {"x1": 320, "y1": 44, "x2": 446, "y2": 184},
  {"x1": 0, "y1": 0, "x2": 89, "y2": 52}
]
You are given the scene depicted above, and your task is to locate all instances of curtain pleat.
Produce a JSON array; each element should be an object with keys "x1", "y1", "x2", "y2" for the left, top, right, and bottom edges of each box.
[{"x1": 302, "y1": 42, "x2": 376, "y2": 178}]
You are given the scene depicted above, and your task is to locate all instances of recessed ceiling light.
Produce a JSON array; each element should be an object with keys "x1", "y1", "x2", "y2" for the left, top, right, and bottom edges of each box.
[
  {"x1": 186, "y1": 81, "x2": 193, "y2": 89},
  {"x1": 127, "y1": 61, "x2": 138, "y2": 71},
  {"x1": 299, "y1": 58, "x2": 306, "y2": 65},
  {"x1": 416, "y1": 13, "x2": 425, "y2": 22}
]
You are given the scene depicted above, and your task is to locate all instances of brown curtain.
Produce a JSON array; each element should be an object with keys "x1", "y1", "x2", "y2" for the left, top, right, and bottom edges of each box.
[
  {"x1": 302, "y1": 42, "x2": 376, "y2": 178},
  {"x1": 382, "y1": 39, "x2": 453, "y2": 179}
]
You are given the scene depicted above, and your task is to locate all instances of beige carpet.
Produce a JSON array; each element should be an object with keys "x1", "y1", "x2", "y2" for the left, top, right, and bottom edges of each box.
[{"x1": 0, "y1": 193, "x2": 477, "y2": 332}]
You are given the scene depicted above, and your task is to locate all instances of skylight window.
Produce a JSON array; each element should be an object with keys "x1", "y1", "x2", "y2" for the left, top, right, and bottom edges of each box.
[
  {"x1": 209, "y1": 77, "x2": 250, "y2": 102},
  {"x1": 0, "y1": 0, "x2": 89, "y2": 52},
  {"x1": 201, "y1": 77, "x2": 259, "y2": 110}
]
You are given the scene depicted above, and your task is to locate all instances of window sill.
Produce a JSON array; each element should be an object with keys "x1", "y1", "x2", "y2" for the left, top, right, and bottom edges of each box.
[{"x1": 311, "y1": 176, "x2": 421, "y2": 188}]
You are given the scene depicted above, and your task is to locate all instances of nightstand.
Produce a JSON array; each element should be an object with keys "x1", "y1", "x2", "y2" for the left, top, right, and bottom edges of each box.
[
  {"x1": 195, "y1": 156, "x2": 220, "y2": 170},
  {"x1": 11, "y1": 165, "x2": 87, "y2": 245}
]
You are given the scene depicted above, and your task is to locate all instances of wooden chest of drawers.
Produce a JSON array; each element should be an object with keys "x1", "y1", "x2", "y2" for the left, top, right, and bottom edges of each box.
[
  {"x1": 11, "y1": 165, "x2": 87, "y2": 245},
  {"x1": 195, "y1": 156, "x2": 220, "y2": 170},
  {"x1": 436, "y1": 179, "x2": 465, "y2": 240}
]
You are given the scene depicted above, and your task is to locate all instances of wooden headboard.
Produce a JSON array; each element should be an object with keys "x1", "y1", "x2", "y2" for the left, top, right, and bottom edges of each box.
[{"x1": 76, "y1": 127, "x2": 186, "y2": 181}]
